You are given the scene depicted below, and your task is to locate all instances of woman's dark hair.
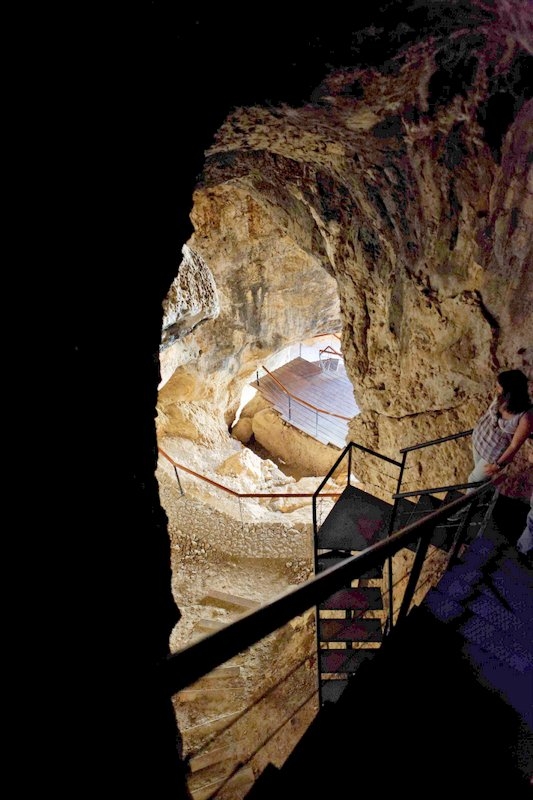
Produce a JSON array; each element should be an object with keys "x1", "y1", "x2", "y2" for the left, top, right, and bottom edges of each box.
[{"x1": 497, "y1": 369, "x2": 532, "y2": 414}]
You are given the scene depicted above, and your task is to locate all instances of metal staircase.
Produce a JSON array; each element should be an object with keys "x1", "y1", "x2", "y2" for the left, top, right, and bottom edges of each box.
[
  {"x1": 312, "y1": 438, "x2": 500, "y2": 707},
  {"x1": 165, "y1": 429, "x2": 532, "y2": 799},
  {"x1": 244, "y1": 491, "x2": 532, "y2": 799},
  {"x1": 315, "y1": 484, "x2": 391, "y2": 703}
]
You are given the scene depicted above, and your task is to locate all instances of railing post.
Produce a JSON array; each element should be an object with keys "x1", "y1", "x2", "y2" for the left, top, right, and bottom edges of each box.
[
  {"x1": 347, "y1": 443, "x2": 352, "y2": 487},
  {"x1": 386, "y1": 450, "x2": 408, "y2": 633},
  {"x1": 396, "y1": 529, "x2": 433, "y2": 625},
  {"x1": 173, "y1": 465, "x2": 184, "y2": 496},
  {"x1": 312, "y1": 492, "x2": 318, "y2": 545},
  {"x1": 446, "y1": 492, "x2": 488, "y2": 568},
  {"x1": 238, "y1": 496, "x2": 244, "y2": 535}
]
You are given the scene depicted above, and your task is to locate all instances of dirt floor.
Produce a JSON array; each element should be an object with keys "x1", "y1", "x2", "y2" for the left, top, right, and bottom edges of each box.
[{"x1": 157, "y1": 452, "x2": 330, "y2": 800}]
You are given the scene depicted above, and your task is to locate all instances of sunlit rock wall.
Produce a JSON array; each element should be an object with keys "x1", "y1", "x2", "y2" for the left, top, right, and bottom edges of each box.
[{"x1": 158, "y1": 7, "x2": 532, "y2": 496}]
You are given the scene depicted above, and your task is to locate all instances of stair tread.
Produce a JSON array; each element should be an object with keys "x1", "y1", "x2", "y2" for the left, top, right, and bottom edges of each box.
[
  {"x1": 423, "y1": 587, "x2": 464, "y2": 623},
  {"x1": 398, "y1": 493, "x2": 440, "y2": 523},
  {"x1": 466, "y1": 535, "x2": 498, "y2": 557},
  {"x1": 498, "y1": 553, "x2": 533, "y2": 588},
  {"x1": 468, "y1": 591, "x2": 532, "y2": 647},
  {"x1": 459, "y1": 536, "x2": 499, "y2": 569},
  {"x1": 479, "y1": 579, "x2": 533, "y2": 629},
  {"x1": 433, "y1": 490, "x2": 493, "y2": 549},
  {"x1": 396, "y1": 492, "x2": 477, "y2": 553},
  {"x1": 319, "y1": 587, "x2": 383, "y2": 611},
  {"x1": 436, "y1": 565, "x2": 483, "y2": 601},
  {"x1": 459, "y1": 614, "x2": 533, "y2": 673},
  {"x1": 320, "y1": 679, "x2": 349, "y2": 704},
  {"x1": 317, "y1": 484, "x2": 393, "y2": 551},
  {"x1": 317, "y1": 551, "x2": 383, "y2": 579},
  {"x1": 463, "y1": 641, "x2": 533, "y2": 730},
  {"x1": 319, "y1": 617, "x2": 383, "y2": 642},
  {"x1": 320, "y1": 648, "x2": 377, "y2": 673}
]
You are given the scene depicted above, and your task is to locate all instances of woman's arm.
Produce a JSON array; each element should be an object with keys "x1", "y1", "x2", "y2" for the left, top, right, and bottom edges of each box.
[{"x1": 484, "y1": 409, "x2": 533, "y2": 476}]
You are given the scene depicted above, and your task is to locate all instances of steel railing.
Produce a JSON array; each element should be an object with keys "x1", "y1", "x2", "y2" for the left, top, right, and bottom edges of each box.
[
  {"x1": 161, "y1": 476, "x2": 494, "y2": 694},
  {"x1": 163, "y1": 426, "x2": 498, "y2": 798}
]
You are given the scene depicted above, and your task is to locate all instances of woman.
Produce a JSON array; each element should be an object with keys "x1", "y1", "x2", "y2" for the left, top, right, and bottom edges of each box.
[{"x1": 448, "y1": 369, "x2": 533, "y2": 520}]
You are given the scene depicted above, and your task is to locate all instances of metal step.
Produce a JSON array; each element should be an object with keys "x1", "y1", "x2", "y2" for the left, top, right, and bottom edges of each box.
[
  {"x1": 433, "y1": 563, "x2": 483, "y2": 603},
  {"x1": 459, "y1": 614, "x2": 533, "y2": 674},
  {"x1": 320, "y1": 647, "x2": 377, "y2": 674},
  {"x1": 317, "y1": 550, "x2": 383, "y2": 579},
  {"x1": 479, "y1": 575, "x2": 533, "y2": 628},
  {"x1": 467, "y1": 592, "x2": 532, "y2": 652},
  {"x1": 423, "y1": 587, "x2": 464, "y2": 623},
  {"x1": 316, "y1": 484, "x2": 393, "y2": 551},
  {"x1": 319, "y1": 586, "x2": 383, "y2": 611},
  {"x1": 319, "y1": 617, "x2": 383, "y2": 643},
  {"x1": 459, "y1": 535, "x2": 499, "y2": 568},
  {"x1": 395, "y1": 490, "x2": 495, "y2": 555},
  {"x1": 463, "y1": 641, "x2": 533, "y2": 730},
  {"x1": 320, "y1": 678, "x2": 349, "y2": 704},
  {"x1": 399, "y1": 492, "x2": 474, "y2": 552},
  {"x1": 396, "y1": 494, "x2": 444, "y2": 552}
]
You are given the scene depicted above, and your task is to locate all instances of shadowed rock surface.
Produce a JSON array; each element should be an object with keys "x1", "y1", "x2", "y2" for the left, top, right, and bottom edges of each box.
[{"x1": 38, "y1": 3, "x2": 532, "y2": 798}]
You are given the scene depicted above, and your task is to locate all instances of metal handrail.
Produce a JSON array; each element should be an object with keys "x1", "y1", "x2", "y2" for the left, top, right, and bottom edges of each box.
[
  {"x1": 312, "y1": 332, "x2": 342, "y2": 340},
  {"x1": 165, "y1": 425, "x2": 496, "y2": 797},
  {"x1": 393, "y1": 478, "x2": 487, "y2": 499},
  {"x1": 158, "y1": 447, "x2": 340, "y2": 499},
  {"x1": 399, "y1": 428, "x2": 473, "y2": 453},
  {"x1": 319, "y1": 345, "x2": 343, "y2": 358}
]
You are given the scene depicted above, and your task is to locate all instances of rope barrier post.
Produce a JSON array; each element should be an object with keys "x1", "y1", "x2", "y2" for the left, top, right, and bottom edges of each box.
[
  {"x1": 173, "y1": 465, "x2": 184, "y2": 496},
  {"x1": 238, "y1": 496, "x2": 244, "y2": 535}
]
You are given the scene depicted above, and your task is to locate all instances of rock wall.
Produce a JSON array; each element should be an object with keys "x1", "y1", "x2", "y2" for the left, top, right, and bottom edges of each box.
[
  {"x1": 158, "y1": 11, "x2": 532, "y2": 497},
  {"x1": 45, "y1": 4, "x2": 533, "y2": 798}
]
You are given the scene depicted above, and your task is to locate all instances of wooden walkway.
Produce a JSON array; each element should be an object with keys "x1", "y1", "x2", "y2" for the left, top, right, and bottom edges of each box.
[{"x1": 252, "y1": 357, "x2": 359, "y2": 448}]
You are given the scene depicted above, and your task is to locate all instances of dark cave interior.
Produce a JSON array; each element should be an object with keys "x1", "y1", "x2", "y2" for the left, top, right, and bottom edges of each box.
[{"x1": 33, "y1": 4, "x2": 532, "y2": 797}]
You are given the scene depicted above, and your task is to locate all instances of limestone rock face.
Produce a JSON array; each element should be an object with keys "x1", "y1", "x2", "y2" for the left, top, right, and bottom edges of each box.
[
  {"x1": 251, "y1": 407, "x2": 341, "y2": 479},
  {"x1": 157, "y1": 4, "x2": 532, "y2": 495},
  {"x1": 231, "y1": 416, "x2": 253, "y2": 444},
  {"x1": 160, "y1": 244, "x2": 220, "y2": 388},
  {"x1": 158, "y1": 187, "x2": 342, "y2": 435}
]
